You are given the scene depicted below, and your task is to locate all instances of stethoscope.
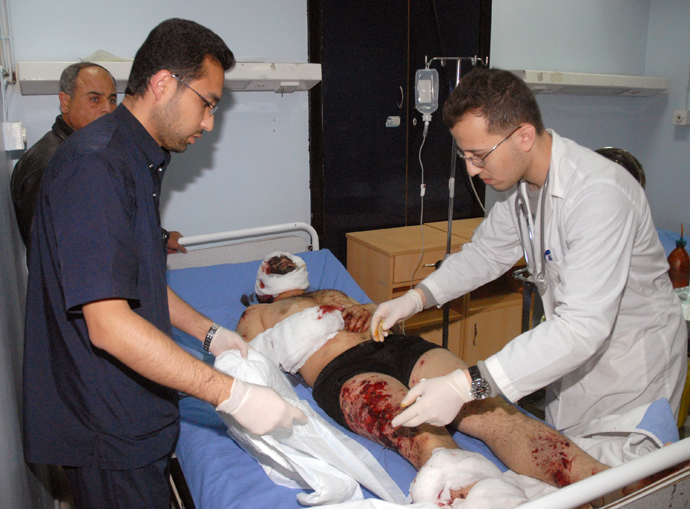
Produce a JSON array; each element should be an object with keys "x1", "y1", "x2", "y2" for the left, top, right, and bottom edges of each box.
[{"x1": 514, "y1": 171, "x2": 550, "y2": 295}]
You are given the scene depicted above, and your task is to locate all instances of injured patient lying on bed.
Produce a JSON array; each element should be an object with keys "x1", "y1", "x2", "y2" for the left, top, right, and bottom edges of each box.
[{"x1": 218, "y1": 252, "x2": 677, "y2": 507}]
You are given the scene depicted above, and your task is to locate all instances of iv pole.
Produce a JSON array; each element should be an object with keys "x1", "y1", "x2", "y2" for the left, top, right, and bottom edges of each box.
[{"x1": 424, "y1": 55, "x2": 487, "y2": 348}]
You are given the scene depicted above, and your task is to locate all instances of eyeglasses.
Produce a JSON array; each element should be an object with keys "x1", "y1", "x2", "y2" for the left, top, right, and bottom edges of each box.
[
  {"x1": 171, "y1": 74, "x2": 219, "y2": 116},
  {"x1": 457, "y1": 124, "x2": 523, "y2": 168}
]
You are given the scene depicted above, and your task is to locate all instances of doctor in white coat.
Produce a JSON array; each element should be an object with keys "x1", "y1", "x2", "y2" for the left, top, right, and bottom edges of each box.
[{"x1": 372, "y1": 68, "x2": 687, "y2": 454}]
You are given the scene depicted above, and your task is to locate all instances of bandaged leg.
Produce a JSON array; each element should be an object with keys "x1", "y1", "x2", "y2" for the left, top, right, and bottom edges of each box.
[
  {"x1": 339, "y1": 372, "x2": 459, "y2": 470},
  {"x1": 409, "y1": 448, "x2": 535, "y2": 508}
]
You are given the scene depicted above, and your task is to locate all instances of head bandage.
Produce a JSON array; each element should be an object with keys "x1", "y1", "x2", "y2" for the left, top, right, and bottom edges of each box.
[
  {"x1": 249, "y1": 305, "x2": 344, "y2": 374},
  {"x1": 255, "y1": 251, "x2": 310, "y2": 300}
]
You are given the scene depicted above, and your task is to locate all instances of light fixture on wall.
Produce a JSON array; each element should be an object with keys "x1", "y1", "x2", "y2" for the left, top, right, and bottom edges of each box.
[
  {"x1": 17, "y1": 61, "x2": 322, "y2": 95},
  {"x1": 512, "y1": 70, "x2": 668, "y2": 97}
]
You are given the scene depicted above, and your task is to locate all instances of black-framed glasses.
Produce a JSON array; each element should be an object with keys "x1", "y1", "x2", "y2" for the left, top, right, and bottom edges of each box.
[
  {"x1": 171, "y1": 74, "x2": 219, "y2": 116},
  {"x1": 457, "y1": 124, "x2": 523, "y2": 168}
]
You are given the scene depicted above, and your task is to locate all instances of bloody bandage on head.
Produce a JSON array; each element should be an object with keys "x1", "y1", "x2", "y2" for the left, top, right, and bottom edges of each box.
[{"x1": 255, "y1": 251, "x2": 310, "y2": 301}]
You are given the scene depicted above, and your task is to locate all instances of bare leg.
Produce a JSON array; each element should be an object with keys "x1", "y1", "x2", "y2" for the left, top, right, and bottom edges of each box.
[
  {"x1": 339, "y1": 372, "x2": 459, "y2": 470},
  {"x1": 409, "y1": 348, "x2": 609, "y2": 488}
]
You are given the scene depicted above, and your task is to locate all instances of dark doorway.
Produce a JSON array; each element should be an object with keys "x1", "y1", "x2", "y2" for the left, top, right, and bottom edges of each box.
[{"x1": 309, "y1": 1, "x2": 492, "y2": 263}]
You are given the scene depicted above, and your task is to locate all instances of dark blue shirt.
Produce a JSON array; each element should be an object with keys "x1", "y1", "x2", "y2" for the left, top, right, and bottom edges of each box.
[{"x1": 23, "y1": 104, "x2": 179, "y2": 469}]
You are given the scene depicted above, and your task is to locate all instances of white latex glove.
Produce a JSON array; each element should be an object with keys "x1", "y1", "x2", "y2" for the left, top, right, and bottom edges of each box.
[
  {"x1": 391, "y1": 369, "x2": 473, "y2": 427},
  {"x1": 370, "y1": 290, "x2": 424, "y2": 342},
  {"x1": 209, "y1": 326, "x2": 249, "y2": 358},
  {"x1": 216, "y1": 379, "x2": 308, "y2": 435}
]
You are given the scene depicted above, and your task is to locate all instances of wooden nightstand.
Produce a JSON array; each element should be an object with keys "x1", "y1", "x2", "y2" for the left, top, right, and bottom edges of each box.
[{"x1": 346, "y1": 219, "x2": 524, "y2": 364}]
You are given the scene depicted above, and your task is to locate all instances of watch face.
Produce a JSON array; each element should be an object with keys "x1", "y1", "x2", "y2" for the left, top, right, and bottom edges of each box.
[{"x1": 471, "y1": 379, "x2": 491, "y2": 400}]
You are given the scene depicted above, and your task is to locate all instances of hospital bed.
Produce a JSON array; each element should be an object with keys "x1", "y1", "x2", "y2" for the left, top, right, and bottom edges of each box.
[{"x1": 166, "y1": 222, "x2": 690, "y2": 508}]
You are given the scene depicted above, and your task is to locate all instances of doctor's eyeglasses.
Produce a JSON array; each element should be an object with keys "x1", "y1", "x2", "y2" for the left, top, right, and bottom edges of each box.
[
  {"x1": 457, "y1": 124, "x2": 523, "y2": 168},
  {"x1": 171, "y1": 74, "x2": 219, "y2": 116}
]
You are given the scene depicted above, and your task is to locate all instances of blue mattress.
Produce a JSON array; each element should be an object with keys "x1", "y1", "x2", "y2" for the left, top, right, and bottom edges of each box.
[{"x1": 167, "y1": 249, "x2": 508, "y2": 508}]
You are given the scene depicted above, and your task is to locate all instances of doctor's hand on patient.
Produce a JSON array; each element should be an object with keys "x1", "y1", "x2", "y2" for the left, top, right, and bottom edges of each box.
[
  {"x1": 391, "y1": 369, "x2": 473, "y2": 428},
  {"x1": 370, "y1": 289, "x2": 424, "y2": 341},
  {"x1": 217, "y1": 379, "x2": 308, "y2": 435},
  {"x1": 208, "y1": 327, "x2": 249, "y2": 358}
]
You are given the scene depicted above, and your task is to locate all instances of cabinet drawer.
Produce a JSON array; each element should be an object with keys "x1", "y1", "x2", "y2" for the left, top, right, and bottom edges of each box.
[{"x1": 393, "y1": 249, "x2": 446, "y2": 284}]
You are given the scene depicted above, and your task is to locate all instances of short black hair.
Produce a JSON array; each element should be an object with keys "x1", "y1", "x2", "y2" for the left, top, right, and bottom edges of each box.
[
  {"x1": 442, "y1": 67, "x2": 545, "y2": 136},
  {"x1": 60, "y1": 62, "x2": 115, "y2": 97},
  {"x1": 125, "y1": 18, "x2": 235, "y2": 97}
]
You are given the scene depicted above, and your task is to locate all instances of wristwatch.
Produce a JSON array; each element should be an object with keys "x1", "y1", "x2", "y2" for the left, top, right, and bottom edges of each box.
[{"x1": 468, "y1": 366, "x2": 491, "y2": 400}]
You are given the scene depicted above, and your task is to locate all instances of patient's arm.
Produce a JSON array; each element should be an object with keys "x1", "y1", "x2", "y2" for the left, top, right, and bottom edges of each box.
[{"x1": 307, "y1": 289, "x2": 377, "y2": 332}]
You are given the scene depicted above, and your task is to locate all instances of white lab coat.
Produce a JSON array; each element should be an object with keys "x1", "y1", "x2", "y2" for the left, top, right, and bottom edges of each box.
[{"x1": 421, "y1": 130, "x2": 687, "y2": 436}]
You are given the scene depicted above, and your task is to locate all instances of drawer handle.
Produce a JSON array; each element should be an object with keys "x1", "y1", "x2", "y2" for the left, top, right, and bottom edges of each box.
[{"x1": 473, "y1": 324, "x2": 477, "y2": 346}]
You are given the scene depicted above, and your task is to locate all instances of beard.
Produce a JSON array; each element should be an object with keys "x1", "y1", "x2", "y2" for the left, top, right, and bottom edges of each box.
[{"x1": 150, "y1": 94, "x2": 200, "y2": 153}]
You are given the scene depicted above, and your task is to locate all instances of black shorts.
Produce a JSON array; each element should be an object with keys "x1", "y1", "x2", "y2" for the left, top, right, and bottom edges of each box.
[{"x1": 312, "y1": 334, "x2": 444, "y2": 430}]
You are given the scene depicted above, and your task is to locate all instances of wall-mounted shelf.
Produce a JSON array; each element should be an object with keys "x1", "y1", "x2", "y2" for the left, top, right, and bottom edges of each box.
[
  {"x1": 511, "y1": 70, "x2": 668, "y2": 97},
  {"x1": 17, "y1": 61, "x2": 322, "y2": 95}
]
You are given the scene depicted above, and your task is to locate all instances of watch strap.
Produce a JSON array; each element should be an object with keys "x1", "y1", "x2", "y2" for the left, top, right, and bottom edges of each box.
[
  {"x1": 468, "y1": 365, "x2": 491, "y2": 400},
  {"x1": 203, "y1": 323, "x2": 221, "y2": 352},
  {"x1": 476, "y1": 361, "x2": 500, "y2": 398}
]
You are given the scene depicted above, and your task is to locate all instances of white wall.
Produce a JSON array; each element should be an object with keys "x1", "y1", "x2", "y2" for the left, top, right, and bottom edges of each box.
[
  {"x1": 8, "y1": 0, "x2": 311, "y2": 237},
  {"x1": 642, "y1": 0, "x2": 690, "y2": 231},
  {"x1": 490, "y1": 0, "x2": 690, "y2": 233}
]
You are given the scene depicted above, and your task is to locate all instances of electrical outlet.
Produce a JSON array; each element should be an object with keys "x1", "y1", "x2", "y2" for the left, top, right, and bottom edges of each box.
[{"x1": 673, "y1": 110, "x2": 690, "y2": 126}]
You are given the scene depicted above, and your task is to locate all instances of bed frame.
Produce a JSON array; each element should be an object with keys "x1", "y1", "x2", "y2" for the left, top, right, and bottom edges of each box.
[{"x1": 166, "y1": 221, "x2": 690, "y2": 509}]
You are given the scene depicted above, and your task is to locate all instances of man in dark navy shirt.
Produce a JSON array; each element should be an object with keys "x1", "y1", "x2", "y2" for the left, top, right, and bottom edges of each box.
[{"x1": 23, "y1": 19, "x2": 307, "y2": 509}]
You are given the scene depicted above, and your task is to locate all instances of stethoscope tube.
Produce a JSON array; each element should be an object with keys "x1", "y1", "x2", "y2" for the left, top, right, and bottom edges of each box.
[{"x1": 515, "y1": 172, "x2": 550, "y2": 293}]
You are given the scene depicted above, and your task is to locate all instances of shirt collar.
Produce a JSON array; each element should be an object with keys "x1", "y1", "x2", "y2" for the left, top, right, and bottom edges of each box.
[
  {"x1": 545, "y1": 129, "x2": 571, "y2": 200},
  {"x1": 112, "y1": 104, "x2": 171, "y2": 171},
  {"x1": 53, "y1": 115, "x2": 75, "y2": 141}
]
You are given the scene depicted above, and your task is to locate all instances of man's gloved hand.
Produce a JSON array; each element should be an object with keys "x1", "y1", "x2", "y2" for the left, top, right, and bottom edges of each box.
[
  {"x1": 209, "y1": 327, "x2": 249, "y2": 358},
  {"x1": 217, "y1": 379, "x2": 309, "y2": 435},
  {"x1": 391, "y1": 369, "x2": 473, "y2": 427},
  {"x1": 370, "y1": 289, "x2": 424, "y2": 342}
]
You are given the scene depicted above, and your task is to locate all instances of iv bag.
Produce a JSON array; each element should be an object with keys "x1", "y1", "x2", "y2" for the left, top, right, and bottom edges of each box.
[{"x1": 415, "y1": 68, "x2": 439, "y2": 116}]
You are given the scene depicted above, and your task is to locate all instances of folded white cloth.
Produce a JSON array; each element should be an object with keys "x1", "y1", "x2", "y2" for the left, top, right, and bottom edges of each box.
[
  {"x1": 255, "y1": 251, "x2": 310, "y2": 299},
  {"x1": 214, "y1": 349, "x2": 406, "y2": 506},
  {"x1": 408, "y1": 448, "x2": 556, "y2": 508},
  {"x1": 250, "y1": 305, "x2": 344, "y2": 374}
]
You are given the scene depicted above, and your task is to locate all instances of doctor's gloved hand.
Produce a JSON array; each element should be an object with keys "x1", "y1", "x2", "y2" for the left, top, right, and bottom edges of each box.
[
  {"x1": 370, "y1": 289, "x2": 424, "y2": 342},
  {"x1": 208, "y1": 327, "x2": 249, "y2": 359},
  {"x1": 391, "y1": 369, "x2": 473, "y2": 428},
  {"x1": 217, "y1": 379, "x2": 308, "y2": 435}
]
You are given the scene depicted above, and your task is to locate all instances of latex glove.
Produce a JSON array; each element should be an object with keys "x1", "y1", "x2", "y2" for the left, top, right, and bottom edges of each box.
[
  {"x1": 217, "y1": 379, "x2": 308, "y2": 435},
  {"x1": 370, "y1": 290, "x2": 423, "y2": 342},
  {"x1": 209, "y1": 326, "x2": 249, "y2": 359},
  {"x1": 391, "y1": 369, "x2": 472, "y2": 427}
]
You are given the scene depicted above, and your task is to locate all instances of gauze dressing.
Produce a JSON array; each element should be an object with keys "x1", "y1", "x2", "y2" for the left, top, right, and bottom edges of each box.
[
  {"x1": 250, "y1": 305, "x2": 344, "y2": 374},
  {"x1": 255, "y1": 251, "x2": 310, "y2": 300},
  {"x1": 409, "y1": 448, "x2": 555, "y2": 508}
]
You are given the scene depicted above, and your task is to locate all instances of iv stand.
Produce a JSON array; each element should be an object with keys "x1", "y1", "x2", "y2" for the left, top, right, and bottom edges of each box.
[{"x1": 424, "y1": 55, "x2": 487, "y2": 348}]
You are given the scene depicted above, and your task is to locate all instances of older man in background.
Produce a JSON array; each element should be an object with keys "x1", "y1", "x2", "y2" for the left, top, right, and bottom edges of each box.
[{"x1": 10, "y1": 62, "x2": 185, "y2": 253}]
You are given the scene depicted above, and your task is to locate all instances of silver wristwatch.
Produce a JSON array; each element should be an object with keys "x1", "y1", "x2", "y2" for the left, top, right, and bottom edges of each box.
[{"x1": 468, "y1": 366, "x2": 491, "y2": 400}]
